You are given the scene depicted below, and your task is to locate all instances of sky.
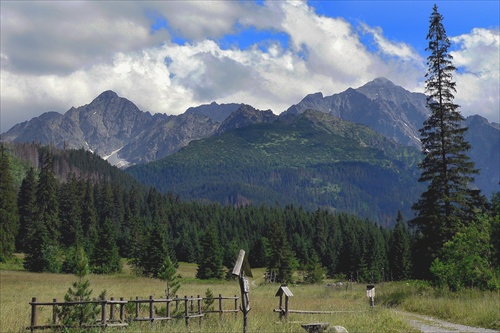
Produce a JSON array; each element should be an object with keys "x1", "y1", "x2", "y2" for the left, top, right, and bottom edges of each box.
[{"x1": 1, "y1": 1, "x2": 499, "y2": 133}]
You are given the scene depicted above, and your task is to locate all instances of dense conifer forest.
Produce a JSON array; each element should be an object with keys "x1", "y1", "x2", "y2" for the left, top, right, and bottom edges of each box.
[{"x1": 1, "y1": 142, "x2": 498, "y2": 290}]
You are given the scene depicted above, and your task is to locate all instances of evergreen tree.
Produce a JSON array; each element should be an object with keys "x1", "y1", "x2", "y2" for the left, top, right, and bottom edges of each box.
[
  {"x1": 36, "y1": 151, "x2": 61, "y2": 243},
  {"x1": 0, "y1": 145, "x2": 19, "y2": 261},
  {"x1": 196, "y1": 222, "x2": 224, "y2": 280},
  {"x1": 266, "y1": 219, "x2": 296, "y2": 283},
  {"x1": 25, "y1": 151, "x2": 63, "y2": 272},
  {"x1": 57, "y1": 246, "x2": 101, "y2": 327},
  {"x1": 141, "y1": 221, "x2": 168, "y2": 278},
  {"x1": 389, "y1": 211, "x2": 412, "y2": 280},
  {"x1": 59, "y1": 174, "x2": 83, "y2": 248},
  {"x1": 158, "y1": 256, "x2": 181, "y2": 297},
  {"x1": 80, "y1": 179, "x2": 98, "y2": 257},
  {"x1": 91, "y1": 218, "x2": 121, "y2": 274},
  {"x1": 16, "y1": 167, "x2": 37, "y2": 252},
  {"x1": 411, "y1": 5, "x2": 481, "y2": 277}
]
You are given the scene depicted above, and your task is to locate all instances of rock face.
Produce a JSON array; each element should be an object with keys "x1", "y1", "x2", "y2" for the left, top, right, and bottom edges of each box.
[
  {"x1": 216, "y1": 105, "x2": 278, "y2": 134},
  {"x1": 2, "y1": 77, "x2": 498, "y2": 196},
  {"x1": 285, "y1": 77, "x2": 428, "y2": 147},
  {"x1": 2, "y1": 91, "x2": 221, "y2": 166}
]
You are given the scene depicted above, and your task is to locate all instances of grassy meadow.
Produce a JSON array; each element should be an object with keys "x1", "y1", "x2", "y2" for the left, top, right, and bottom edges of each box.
[{"x1": 0, "y1": 259, "x2": 498, "y2": 332}]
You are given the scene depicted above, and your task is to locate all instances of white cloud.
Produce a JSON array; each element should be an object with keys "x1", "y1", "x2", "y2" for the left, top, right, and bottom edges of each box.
[
  {"x1": 451, "y1": 28, "x2": 500, "y2": 122},
  {"x1": 0, "y1": 1, "x2": 497, "y2": 133}
]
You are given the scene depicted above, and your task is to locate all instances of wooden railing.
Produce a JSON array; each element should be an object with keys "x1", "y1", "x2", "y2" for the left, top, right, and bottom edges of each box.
[{"x1": 28, "y1": 294, "x2": 239, "y2": 331}]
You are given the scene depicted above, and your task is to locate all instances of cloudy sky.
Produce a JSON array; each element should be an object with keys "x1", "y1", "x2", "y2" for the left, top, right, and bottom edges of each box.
[{"x1": 1, "y1": 1, "x2": 499, "y2": 133}]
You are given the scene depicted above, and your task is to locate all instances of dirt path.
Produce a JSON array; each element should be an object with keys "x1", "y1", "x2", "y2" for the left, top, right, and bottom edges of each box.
[{"x1": 395, "y1": 310, "x2": 499, "y2": 333}]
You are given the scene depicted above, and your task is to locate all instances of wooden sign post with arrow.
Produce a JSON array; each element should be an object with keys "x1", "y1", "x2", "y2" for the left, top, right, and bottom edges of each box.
[{"x1": 232, "y1": 249, "x2": 253, "y2": 333}]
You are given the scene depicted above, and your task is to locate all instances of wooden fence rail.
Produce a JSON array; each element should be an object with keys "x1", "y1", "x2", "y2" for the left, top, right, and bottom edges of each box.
[{"x1": 28, "y1": 294, "x2": 239, "y2": 332}]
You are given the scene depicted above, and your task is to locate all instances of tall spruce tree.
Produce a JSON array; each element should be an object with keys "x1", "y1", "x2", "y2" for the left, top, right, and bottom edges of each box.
[
  {"x1": 0, "y1": 145, "x2": 19, "y2": 261},
  {"x1": 266, "y1": 219, "x2": 296, "y2": 283},
  {"x1": 25, "y1": 151, "x2": 63, "y2": 272},
  {"x1": 411, "y1": 4, "x2": 481, "y2": 277},
  {"x1": 91, "y1": 217, "x2": 121, "y2": 274},
  {"x1": 17, "y1": 167, "x2": 37, "y2": 252},
  {"x1": 389, "y1": 211, "x2": 412, "y2": 280},
  {"x1": 196, "y1": 222, "x2": 224, "y2": 280}
]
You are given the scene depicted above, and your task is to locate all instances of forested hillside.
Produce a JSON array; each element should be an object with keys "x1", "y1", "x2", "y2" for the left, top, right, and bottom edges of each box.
[
  {"x1": 127, "y1": 110, "x2": 424, "y2": 225},
  {"x1": 0, "y1": 142, "x2": 415, "y2": 282}
]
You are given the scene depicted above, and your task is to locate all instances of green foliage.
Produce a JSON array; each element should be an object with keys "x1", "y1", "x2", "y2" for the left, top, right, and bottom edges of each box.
[
  {"x1": 203, "y1": 288, "x2": 215, "y2": 312},
  {"x1": 57, "y1": 248, "x2": 103, "y2": 328},
  {"x1": 411, "y1": 5, "x2": 483, "y2": 279},
  {"x1": 196, "y1": 223, "x2": 224, "y2": 280},
  {"x1": 302, "y1": 256, "x2": 326, "y2": 284},
  {"x1": 127, "y1": 112, "x2": 423, "y2": 226},
  {"x1": 389, "y1": 211, "x2": 412, "y2": 280},
  {"x1": 16, "y1": 167, "x2": 37, "y2": 252},
  {"x1": 267, "y1": 219, "x2": 297, "y2": 284},
  {"x1": 91, "y1": 218, "x2": 122, "y2": 274},
  {"x1": 430, "y1": 215, "x2": 498, "y2": 291},
  {"x1": 158, "y1": 256, "x2": 181, "y2": 297},
  {"x1": 0, "y1": 145, "x2": 19, "y2": 262}
]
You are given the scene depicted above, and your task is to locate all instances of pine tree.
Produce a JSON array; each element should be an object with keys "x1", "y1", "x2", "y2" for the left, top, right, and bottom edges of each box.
[
  {"x1": 196, "y1": 222, "x2": 224, "y2": 280},
  {"x1": 91, "y1": 218, "x2": 121, "y2": 274},
  {"x1": 141, "y1": 221, "x2": 168, "y2": 278},
  {"x1": 389, "y1": 211, "x2": 412, "y2": 280},
  {"x1": 266, "y1": 219, "x2": 296, "y2": 283},
  {"x1": 80, "y1": 179, "x2": 98, "y2": 257},
  {"x1": 25, "y1": 151, "x2": 63, "y2": 272},
  {"x1": 0, "y1": 145, "x2": 19, "y2": 261},
  {"x1": 59, "y1": 174, "x2": 83, "y2": 248},
  {"x1": 36, "y1": 151, "x2": 61, "y2": 243},
  {"x1": 411, "y1": 5, "x2": 482, "y2": 277},
  {"x1": 16, "y1": 167, "x2": 37, "y2": 252},
  {"x1": 158, "y1": 256, "x2": 181, "y2": 298},
  {"x1": 57, "y1": 246, "x2": 101, "y2": 327}
]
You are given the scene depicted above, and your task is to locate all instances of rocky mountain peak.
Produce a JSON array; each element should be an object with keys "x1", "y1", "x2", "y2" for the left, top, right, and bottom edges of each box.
[{"x1": 216, "y1": 104, "x2": 277, "y2": 134}]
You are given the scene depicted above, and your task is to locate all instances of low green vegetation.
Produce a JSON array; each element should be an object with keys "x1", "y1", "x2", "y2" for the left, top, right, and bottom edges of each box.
[{"x1": 1, "y1": 263, "x2": 498, "y2": 333}]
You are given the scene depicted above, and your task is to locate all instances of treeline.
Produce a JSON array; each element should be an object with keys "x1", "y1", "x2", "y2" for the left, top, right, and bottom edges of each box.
[{"x1": 1, "y1": 145, "x2": 498, "y2": 288}]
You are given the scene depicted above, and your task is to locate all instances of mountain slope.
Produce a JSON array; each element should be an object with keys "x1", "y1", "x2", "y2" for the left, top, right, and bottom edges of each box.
[
  {"x1": 285, "y1": 77, "x2": 428, "y2": 147},
  {"x1": 126, "y1": 110, "x2": 423, "y2": 225},
  {"x1": 2, "y1": 91, "x2": 220, "y2": 166}
]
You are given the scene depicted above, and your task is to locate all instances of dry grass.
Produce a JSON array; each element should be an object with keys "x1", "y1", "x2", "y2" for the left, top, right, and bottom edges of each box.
[{"x1": 0, "y1": 264, "x2": 419, "y2": 333}]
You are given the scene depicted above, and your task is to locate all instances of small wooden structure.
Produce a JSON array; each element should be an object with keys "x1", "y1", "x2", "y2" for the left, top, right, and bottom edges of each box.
[
  {"x1": 232, "y1": 249, "x2": 253, "y2": 333},
  {"x1": 366, "y1": 285, "x2": 375, "y2": 308},
  {"x1": 275, "y1": 284, "x2": 293, "y2": 320}
]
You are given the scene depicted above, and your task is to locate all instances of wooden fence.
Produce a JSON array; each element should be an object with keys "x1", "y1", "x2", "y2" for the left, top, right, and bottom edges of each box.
[{"x1": 28, "y1": 294, "x2": 239, "y2": 332}]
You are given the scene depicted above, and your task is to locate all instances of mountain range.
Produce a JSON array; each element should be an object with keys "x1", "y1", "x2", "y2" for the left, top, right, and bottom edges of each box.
[{"x1": 2, "y1": 78, "x2": 498, "y2": 209}]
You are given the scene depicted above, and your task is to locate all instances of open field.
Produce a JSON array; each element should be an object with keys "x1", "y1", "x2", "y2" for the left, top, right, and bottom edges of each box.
[{"x1": 1, "y1": 261, "x2": 498, "y2": 332}]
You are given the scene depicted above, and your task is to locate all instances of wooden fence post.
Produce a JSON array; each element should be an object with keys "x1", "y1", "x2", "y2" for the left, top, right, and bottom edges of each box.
[
  {"x1": 101, "y1": 295, "x2": 107, "y2": 326},
  {"x1": 30, "y1": 297, "x2": 37, "y2": 332},
  {"x1": 135, "y1": 296, "x2": 140, "y2": 319},
  {"x1": 197, "y1": 295, "x2": 202, "y2": 326},
  {"x1": 120, "y1": 297, "x2": 125, "y2": 323},
  {"x1": 234, "y1": 295, "x2": 238, "y2": 319},
  {"x1": 166, "y1": 297, "x2": 171, "y2": 319},
  {"x1": 110, "y1": 297, "x2": 115, "y2": 321},
  {"x1": 184, "y1": 295, "x2": 189, "y2": 327},
  {"x1": 219, "y1": 294, "x2": 223, "y2": 321},
  {"x1": 52, "y1": 298, "x2": 58, "y2": 324},
  {"x1": 149, "y1": 295, "x2": 154, "y2": 323},
  {"x1": 175, "y1": 295, "x2": 179, "y2": 313}
]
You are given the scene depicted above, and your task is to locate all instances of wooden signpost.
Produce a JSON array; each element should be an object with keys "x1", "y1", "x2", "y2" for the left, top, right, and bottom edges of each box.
[{"x1": 232, "y1": 249, "x2": 253, "y2": 333}]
